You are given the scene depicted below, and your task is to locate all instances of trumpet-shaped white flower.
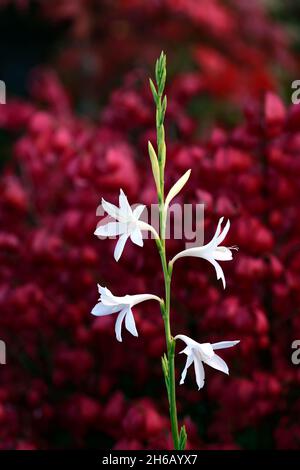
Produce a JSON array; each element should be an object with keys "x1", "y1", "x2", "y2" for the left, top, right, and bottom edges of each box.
[
  {"x1": 95, "y1": 189, "x2": 159, "y2": 261},
  {"x1": 91, "y1": 285, "x2": 161, "y2": 342},
  {"x1": 170, "y1": 217, "x2": 238, "y2": 288},
  {"x1": 175, "y1": 334, "x2": 240, "y2": 390}
]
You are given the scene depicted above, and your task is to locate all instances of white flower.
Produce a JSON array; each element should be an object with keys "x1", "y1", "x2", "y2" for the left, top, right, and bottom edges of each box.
[
  {"x1": 94, "y1": 189, "x2": 159, "y2": 261},
  {"x1": 91, "y1": 285, "x2": 161, "y2": 342},
  {"x1": 170, "y1": 217, "x2": 238, "y2": 288},
  {"x1": 175, "y1": 334, "x2": 240, "y2": 390}
]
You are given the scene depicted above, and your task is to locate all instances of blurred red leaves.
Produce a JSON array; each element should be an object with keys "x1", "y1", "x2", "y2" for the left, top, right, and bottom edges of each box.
[{"x1": 0, "y1": 0, "x2": 299, "y2": 451}]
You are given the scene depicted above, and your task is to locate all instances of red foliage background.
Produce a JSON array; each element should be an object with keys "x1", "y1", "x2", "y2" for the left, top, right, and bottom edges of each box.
[{"x1": 0, "y1": 0, "x2": 300, "y2": 449}]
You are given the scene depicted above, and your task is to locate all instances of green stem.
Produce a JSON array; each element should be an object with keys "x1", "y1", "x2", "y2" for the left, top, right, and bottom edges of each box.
[
  {"x1": 157, "y1": 226, "x2": 179, "y2": 449},
  {"x1": 150, "y1": 52, "x2": 182, "y2": 450},
  {"x1": 157, "y1": 144, "x2": 180, "y2": 449},
  {"x1": 164, "y1": 265, "x2": 179, "y2": 449}
]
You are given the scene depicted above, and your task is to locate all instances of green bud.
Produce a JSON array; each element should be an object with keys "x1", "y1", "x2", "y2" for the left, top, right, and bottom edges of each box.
[
  {"x1": 149, "y1": 78, "x2": 157, "y2": 103},
  {"x1": 161, "y1": 95, "x2": 167, "y2": 121},
  {"x1": 148, "y1": 141, "x2": 161, "y2": 193},
  {"x1": 161, "y1": 354, "x2": 170, "y2": 399},
  {"x1": 155, "y1": 51, "x2": 167, "y2": 95},
  {"x1": 178, "y1": 425, "x2": 187, "y2": 450}
]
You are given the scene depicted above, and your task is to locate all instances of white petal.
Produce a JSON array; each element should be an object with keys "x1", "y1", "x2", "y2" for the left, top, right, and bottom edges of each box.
[
  {"x1": 119, "y1": 189, "x2": 132, "y2": 217},
  {"x1": 114, "y1": 233, "x2": 129, "y2": 261},
  {"x1": 94, "y1": 222, "x2": 125, "y2": 237},
  {"x1": 203, "y1": 353, "x2": 229, "y2": 375},
  {"x1": 193, "y1": 352, "x2": 205, "y2": 390},
  {"x1": 207, "y1": 257, "x2": 226, "y2": 289},
  {"x1": 175, "y1": 334, "x2": 199, "y2": 349},
  {"x1": 213, "y1": 246, "x2": 233, "y2": 261},
  {"x1": 198, "y1": 342, "x2": 214, "y2": 360},
  {"x1": 212, "y1": 340, "x2": 240, "y2": 350},
  {"x1": 125, "y1": 307, "x2": 138, "y2": 337},
  {"x1": 170, "y1": 245, "x2": 211, "y2": 264},
  {"x1": 130, "y1": 293, "x2": 161, "y2": 306},
  {"x1": 173, "y1": 252, "x2": 227, "y2": 286},
  {"x1": 171, "y1": 217, "x2": 233, "y2": 266},
  {"x1": 130, "y1": 228, "x2": 144, "y2": 247},
  {"x1": 179, "y1": 346, "x2": 190, "y2": 355},
  {"x1": 98, "y1": 285, "x2": 119, "y2": 306},
  {"x1": 97, "y1": 284, "x2": 113, "y2": 299},
  {"x1": 133, "y1": 204, "x2": 145, "y2": 220},
  {"x1": 97, "y1": 285, "x2": 131, "y2": 310},
  {"x1": 179, "y1": 353, "x2": 194, "y2": 385},
  {"x1": 97, "y1": 284, "x2": 106, "y2": 295},
  {"x1": 193, "y1": 217, "x2": 229, "y2": 253},
  {"x1": 216, "y1": 219, "x2": 230, "y2": 246},
  {"x1": 202, "y1": 217, "x2": 224, "y2": 250},
  {"x1": 115, "y1": 309, "x2": 127, "y2": 342},
  {"x1": 102, "y1": 198, "x2": 120, "y2": 220},
  {"x1": 91, "y1": 303, "x2": 120, "y2": 316}
]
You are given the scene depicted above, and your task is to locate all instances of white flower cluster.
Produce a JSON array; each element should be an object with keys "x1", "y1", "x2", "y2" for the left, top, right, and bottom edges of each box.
[{"x1": 92, "y1": 179, "x2": 239, "y2": 390}]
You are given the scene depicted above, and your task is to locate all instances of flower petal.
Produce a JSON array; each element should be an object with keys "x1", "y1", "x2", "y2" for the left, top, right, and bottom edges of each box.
[
  {"x1": 170, "y1": 242, "x2": 218, "y2": 264},
  {"x1": 130, "y1": 293, "x2": 161, "y2": 306},
  {"x1": 91, "y1": 303, "x2": 120, "y2": 316},
  {"x1": 202, "y1": 217, "x2": 224, "y2": 250},
  {"x1": 114, "y1": 233, "x2": 129, "y2": 261},
  {"x1": 133, "y1": 204, "x2": 145, "y2": 220},
  {"x1": 98, "y1": 285, "x2": 120, "y2": 306},
  {"x1": 125, "y1": 307, "x2": 138, "y2": 337},
  {"x1": 119, "y1": 189, "x2": 132, "y2": 217},
  {"x1": 193, "y1": 351, "x2": 205, "y2": 390},
  {"x1": 175, "y1": 334, "x2": 199, "y2": 349},
  {"x1": 212, "y1": 340, "x2": 240, "y2": 350},
  {"x1": 207, "y1": 257, "x2": 226, "y2": 289},
  {"x1": 102, "y1": 198, "x2": 120, "y2": 220},
  {"x1": 94, "y1": 222, "x2": 125, "y2": 237},
  {"x1": 115, "y1": 309, "x2": 127, "y2": 342},
  {"x1": 216, "y1": 219, "x2": 230, "y2": 245},
  {"x1": 213, "y1": 246, "x2": 233, "y2": 261},
  {"x1": 203, "y1": 352, "x2": 229, "y2": 375},
  {"x1": 198, "y1": 342, "x2": 214, "y2": 360},
  {"x1": 179, "y1": 352, "x2": 194, "y2": 385},
  {"x1": 130, "y1": 228, "x2": 144, "y2": 247},
  {"x1": 179, "y1": 346, "x2": 190, "y2": 355}
]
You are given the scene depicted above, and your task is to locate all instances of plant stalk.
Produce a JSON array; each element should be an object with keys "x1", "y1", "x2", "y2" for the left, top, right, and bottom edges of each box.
[{"x1": 150, "y1": 52, "x2": 181, "y2": 450}]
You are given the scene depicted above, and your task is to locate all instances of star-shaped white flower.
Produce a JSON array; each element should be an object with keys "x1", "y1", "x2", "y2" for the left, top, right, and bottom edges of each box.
[
  {"x1": 91, "y1": 285, "x2": 161, "y2": 342},
  {"x1": 94, "y1": 189, "x2": 159, "y2": 262},
  {"x1": 170, "y1": 217, "x2": 238, "y2": 288},
  {"x1": 175, "y1": 334, "x2": 240, "y2": 390}
]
